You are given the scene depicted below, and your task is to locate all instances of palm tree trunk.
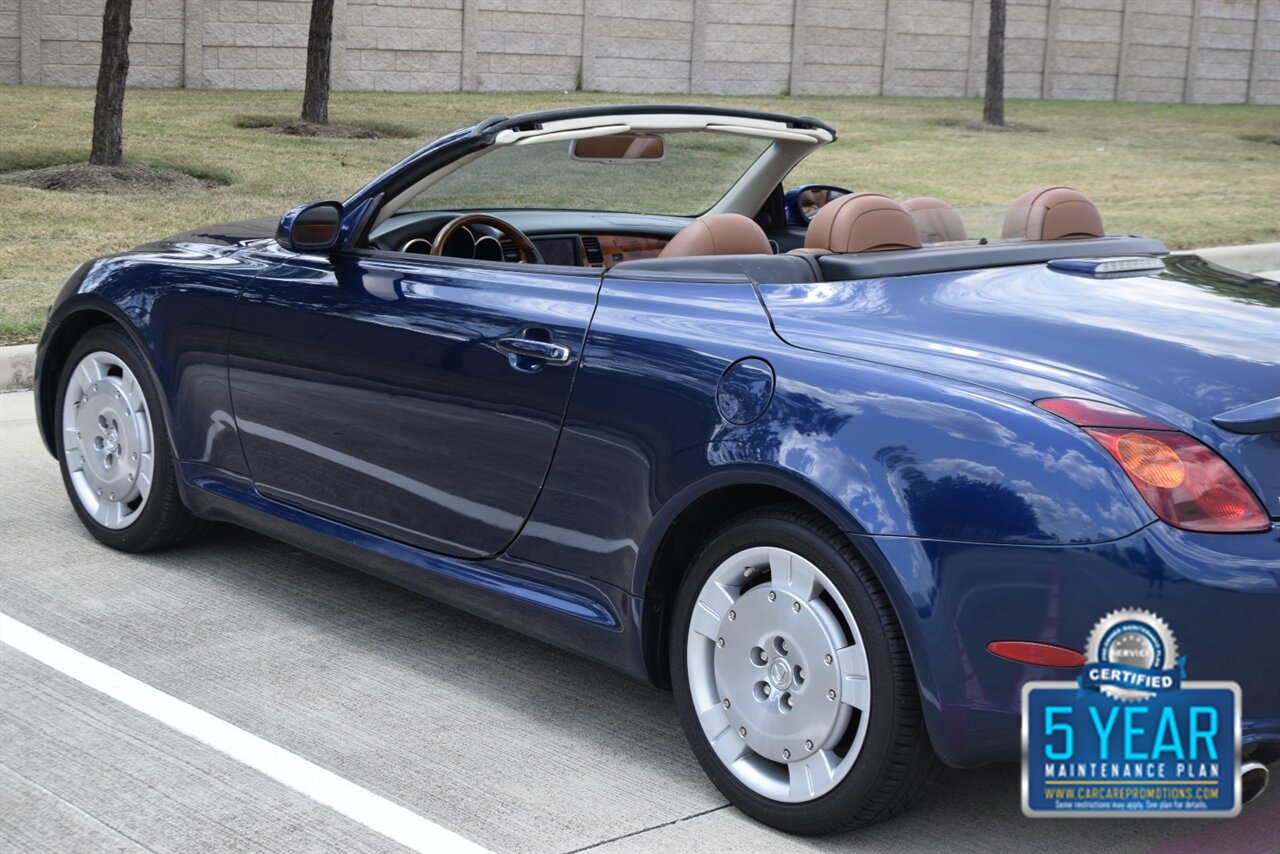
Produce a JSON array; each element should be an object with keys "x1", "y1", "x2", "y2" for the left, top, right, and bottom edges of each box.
[{"x1": 89, "y1": 0, "x2": 132, "y2": 167}]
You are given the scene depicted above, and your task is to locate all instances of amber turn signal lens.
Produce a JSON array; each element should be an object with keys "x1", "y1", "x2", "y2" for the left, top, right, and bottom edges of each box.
[
  {"x1": 1085, "y1": 428, "x2": 1269, "y2": 533},
  {"x1": 1035, "y1": 398, "x2": 1270, "y2": 534},
  {"x1": 1115, "y1": 433, "x2": 1185, "y2": 488}
]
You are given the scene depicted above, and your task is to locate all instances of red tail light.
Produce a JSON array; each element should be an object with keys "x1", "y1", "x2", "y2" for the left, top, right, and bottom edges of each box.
[{"x1": 1036, "y1": 398, "x2": 1269, "y2": 533}]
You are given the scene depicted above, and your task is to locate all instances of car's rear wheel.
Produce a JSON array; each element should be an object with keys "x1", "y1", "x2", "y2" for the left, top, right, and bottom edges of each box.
[
  {"x1": 670, "y1": 504, "x2": 939, "y2": 834},
  {"x1": 57, "y1": 325, "x2": 205, "y2": 552}
]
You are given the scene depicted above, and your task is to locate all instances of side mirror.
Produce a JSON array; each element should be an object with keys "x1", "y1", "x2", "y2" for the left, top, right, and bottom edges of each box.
[
  {"x1": 783, "y1": 184, "x2": 853, "y2": 227},
  {"x1": 276, "y1": 201, "x2": 343, "y2": 253}
]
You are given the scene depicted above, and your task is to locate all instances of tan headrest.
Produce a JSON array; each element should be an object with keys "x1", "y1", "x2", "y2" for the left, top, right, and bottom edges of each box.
[
  {"x1": 658, "y1": 213, "x2": 772, "y2": 258},
  {"x1": 804, "y1": 193, "x2": 922, "y2": 253},
  {"x1": 1002, "y1": 186, "x2": 1104, "y2": 240},
  {"x1": 902, "y1": 197, "x2": 967, "y2": 243}
]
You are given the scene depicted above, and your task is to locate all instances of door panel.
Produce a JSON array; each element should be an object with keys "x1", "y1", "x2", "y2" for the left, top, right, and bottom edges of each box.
[{"x1": 227, "y1": 249, "x2": 599, "y2": 558}]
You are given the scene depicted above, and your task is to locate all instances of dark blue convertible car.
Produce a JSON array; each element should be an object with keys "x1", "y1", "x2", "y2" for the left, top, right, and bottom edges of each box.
[{"x1": 34, "y1": 104, "x2": 1279, "y2": 833}]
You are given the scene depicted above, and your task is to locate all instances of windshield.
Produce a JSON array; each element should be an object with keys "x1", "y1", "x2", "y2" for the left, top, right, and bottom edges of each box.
[{"x1": 402, "y1": 132, "x2": 771, "y2": 216}]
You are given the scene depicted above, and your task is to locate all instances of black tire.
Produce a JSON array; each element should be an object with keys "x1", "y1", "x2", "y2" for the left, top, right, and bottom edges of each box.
[
  {"x1": 55, "y1": 324, "x2": 206, "y2": 552},
  {"x1": 670, "y1": 503, "x2": 940, "y2": 834}
]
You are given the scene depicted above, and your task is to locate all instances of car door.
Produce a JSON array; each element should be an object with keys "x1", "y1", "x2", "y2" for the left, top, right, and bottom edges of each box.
[{"x1": 226, "y1": 245, "x2": 600, "y2": 559}]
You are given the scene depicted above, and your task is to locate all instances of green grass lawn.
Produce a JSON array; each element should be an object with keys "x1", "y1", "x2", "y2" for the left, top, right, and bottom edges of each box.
[{"x1": 1, "y1": 85, "x2": 1277, "y2": 344}]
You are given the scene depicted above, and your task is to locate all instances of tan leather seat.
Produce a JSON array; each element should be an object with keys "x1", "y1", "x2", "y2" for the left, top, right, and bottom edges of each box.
[
  {"x1": 903, "y1": 196, "x2": 967, "y2": 243},
  {"x1": 1002, "y1": 186, "x2": 1104, "y2": 241},
  {"x1": 658, "y1": 213, "x2": 772, "y2": 258},
  {"x1": 800, "y1": 193, "x2": 921, "y2": 254}
]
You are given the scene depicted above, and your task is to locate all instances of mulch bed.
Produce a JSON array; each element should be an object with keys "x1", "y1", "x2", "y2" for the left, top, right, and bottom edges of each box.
[
  {"x1": 0, "y1": 162, "x2": 221, "y2": 194},
  {"x1": 261, "y1": 119, "x2": 384, "y2": 139}
]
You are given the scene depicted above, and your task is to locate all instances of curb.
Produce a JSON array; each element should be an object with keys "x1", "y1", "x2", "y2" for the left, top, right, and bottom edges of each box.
[
  {"x1": 2, "y1": 344, "x2": 36, "y2": 394},
  {"x1": 1171, "y1": 242, "x2": 1280, "y2": 282},
  {"x1": 3, "y1": 242, "x2": 1277, "y2": 394}
]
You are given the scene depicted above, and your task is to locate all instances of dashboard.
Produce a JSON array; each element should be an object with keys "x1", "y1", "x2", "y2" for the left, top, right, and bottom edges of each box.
[{"x1": 369, "y1": 210, "x2": 687, "y2": 269}]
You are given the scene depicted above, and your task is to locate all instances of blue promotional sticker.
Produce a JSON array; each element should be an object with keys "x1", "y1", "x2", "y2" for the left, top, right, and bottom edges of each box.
[{"x1": 1022, "y1": 609, "x2": 1241, "y2": 817}]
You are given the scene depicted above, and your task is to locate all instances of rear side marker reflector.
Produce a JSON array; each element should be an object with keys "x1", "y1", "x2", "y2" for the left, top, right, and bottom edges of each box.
[
  {"x1": 986, "y1": 641, "x2": 1086, "y2": 668},
  {"x1": 1036, "y1": 398, "x2": 1270, "y2": 533}
]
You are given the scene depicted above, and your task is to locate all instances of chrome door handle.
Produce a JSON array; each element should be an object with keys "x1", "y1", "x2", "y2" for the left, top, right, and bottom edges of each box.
[{"x1": 496, "y1": 337, "x2": 571, "y2": 365}]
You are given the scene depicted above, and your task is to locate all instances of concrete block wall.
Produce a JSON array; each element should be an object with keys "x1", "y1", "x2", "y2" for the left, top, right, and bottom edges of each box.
[
  {"x1": 2, "y1": 0, "x2": 1277, "y2": 104},
  {"x1": 884, "y1": 0, "x2": 975, "y2": 97},
  {"x1": 693, "y1": 0, "x2": 794, "y2": 95},
  {"x1": 791, "y1": 0, "x2": 887, "y2": 97},
  {"x1": 200, "y1": 0, "x2": 311, "y2": 90},
  {"x1": 582, "y1": 0, "x2": 694, "y2": 93},
  {"x1": 465, "y1": 0, "x2": 583, "y2": 91},
  {"x1": 9, "y1": 0, "x2": 184, "y2": 87},
  {"x1": 0, "y1": 0, "x2": 19, "y2": 84},
  {"x1": 345, "y1": 0, "x2": 461, "y2": 92}
]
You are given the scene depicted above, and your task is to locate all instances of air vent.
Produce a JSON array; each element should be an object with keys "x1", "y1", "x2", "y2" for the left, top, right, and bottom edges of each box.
[
  {"x1": 498, "y1": 238, "x2": 522, "y2": 263},
  {"x1": 582, "y1": 236, "x2": 604, "y2": 266}
]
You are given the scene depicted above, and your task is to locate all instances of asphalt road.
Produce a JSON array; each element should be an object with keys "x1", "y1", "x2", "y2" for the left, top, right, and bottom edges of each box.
[{"x1": 1, "y1": 389, "x2": 1276, "y2": 854}]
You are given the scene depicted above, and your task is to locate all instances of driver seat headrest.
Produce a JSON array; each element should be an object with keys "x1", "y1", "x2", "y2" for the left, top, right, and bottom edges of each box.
[
  {"x1": 1002, "y1": 186, "x2": 1104, "y2": 240},
  {"x1": 658, "y1": 213, "x2": 772, "y2": 258},
  {"x1": 804, "y1": 193, "x2": 922, "y2": 253}
]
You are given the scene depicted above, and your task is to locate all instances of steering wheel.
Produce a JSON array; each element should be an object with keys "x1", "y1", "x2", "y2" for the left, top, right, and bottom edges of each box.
[{"x1": 430, "y1": 213, "x2": 545, "y2": 264}]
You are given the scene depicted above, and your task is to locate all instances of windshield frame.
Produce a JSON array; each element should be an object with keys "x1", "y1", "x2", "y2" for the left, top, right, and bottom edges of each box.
[{"x1": 366, "y1": 111, "x2": 834, "y2": 233}]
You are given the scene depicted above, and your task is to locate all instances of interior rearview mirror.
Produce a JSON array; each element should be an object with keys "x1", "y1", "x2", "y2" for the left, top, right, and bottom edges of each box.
[
  {"x1": 571, "y1": 133, "x2": 665, "y2": 162},
  {"x1": 277, "y1": 201, "x2": 343, "y2": 253}
]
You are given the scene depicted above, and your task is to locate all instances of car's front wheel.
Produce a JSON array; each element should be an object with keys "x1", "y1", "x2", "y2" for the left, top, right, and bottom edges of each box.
[
  {"x1": 56, "y1": 325, "x2": 205, "y2": 552},
  {"x1": 670, "y1": 504, "x2": 939, "y2": 834}
]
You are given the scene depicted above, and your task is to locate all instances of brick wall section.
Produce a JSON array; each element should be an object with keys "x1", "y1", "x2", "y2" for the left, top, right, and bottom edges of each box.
[
  {"x1": 693, "y1": 0, "x2": 794, "y2": 95},
  {"x1": 1120, "y1": 0, "x2": 1193, "y2": 103},
  {"x1": 884, "y1": 0, "x2": 974, "y2": 97},
  {"x1": 466, "y1": 0, "x2": 583, "y2": 91},
  {"x1": 1005, "y1": 0, "x2": 1051, "y2": 98},
  {"x1": 345, "y1": 0, "x2": 461, "y2": 92},
  {"x1": 0, "y1": 0, "x2": 19, "y2": 84},
  {"x1": 583, "y1": 0, "x2": 693, "y2": 94},
  {"x1": 790, "y1": 0, "x2": 887, "y2": 96},
  {"x1": 202, "y1": 0, "x2": 310, "y2": 90},
  {"x1": 2, "y1": 0, "x2": 1277, "y2": 104},
  {"x1": 17, "y1": 0, "x2": 184, "y2": 87},
  {"x1": 1047, "y1": 0, "x2": 1126, "y2": 100},
  {"x1": 1253, "y1": 0, "x2": 1279, "y2": 104},
  {"x1": 1188, "y1": 0, "x2": 1258, "y2": 103}
]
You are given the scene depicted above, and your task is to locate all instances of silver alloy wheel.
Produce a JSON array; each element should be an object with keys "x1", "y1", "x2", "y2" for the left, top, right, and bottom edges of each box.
[
  {"x1": 686, "y1": 546, "x2": 871, "y2": 802},
  {"x1": 60, "y1": 350, "x2": 155, "y2": 530}
]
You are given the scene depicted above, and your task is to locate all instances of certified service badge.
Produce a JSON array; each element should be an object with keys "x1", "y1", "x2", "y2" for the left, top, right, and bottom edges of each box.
[{"x1": 1022, "y1": 609, "x2": 1242, "y2": 817}]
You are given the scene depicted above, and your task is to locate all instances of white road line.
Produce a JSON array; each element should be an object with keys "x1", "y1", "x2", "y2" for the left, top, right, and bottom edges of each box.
[{"x1": 0, "y1": 613, "x2": 492, "y2": 854}]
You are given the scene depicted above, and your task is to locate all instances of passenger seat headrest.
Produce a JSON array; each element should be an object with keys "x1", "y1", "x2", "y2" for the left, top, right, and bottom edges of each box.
[
  {"x1": 1002, "y1": 186, "x2": 1104, "y2": 241},
  {"x1": 902, "y1": 197, "x2": 967, "y2": 243},
  {"x1": 804, "y1": 193, "x2": 922, "y2": 253},
  {"x1": 658, "y1": 213, "x2": 772, "y2": 258}
]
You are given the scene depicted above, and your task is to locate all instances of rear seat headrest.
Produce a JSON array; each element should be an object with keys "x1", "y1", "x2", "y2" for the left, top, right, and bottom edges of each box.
[
  {"x1": 804, "y1": 193, "x2": 922, "y2": 253},
  {"x1": 902, "y1": 197, "x2": 967, "y2": 243},
  {"x1": 1002, "y1": 186, "x2": 1104, "y2": 240}
]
